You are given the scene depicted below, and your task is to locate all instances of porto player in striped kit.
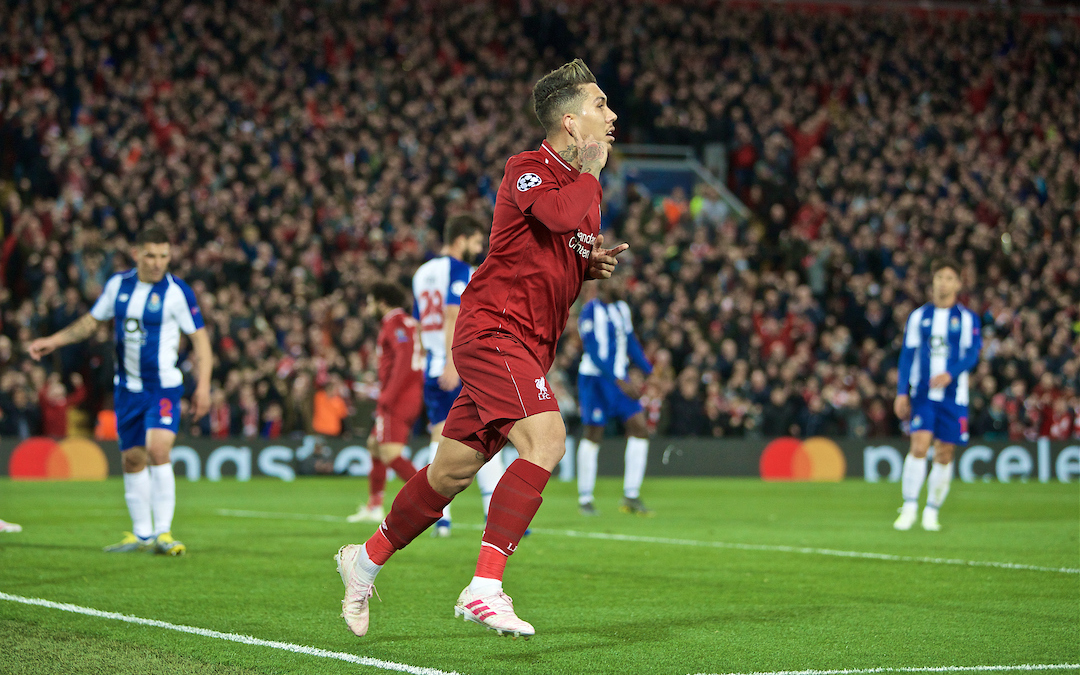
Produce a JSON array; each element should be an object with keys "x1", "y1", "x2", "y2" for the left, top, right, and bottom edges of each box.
[
  {"x1": 335, "y1": 59, "x2": 627, "y2": 638},
  {"x1": 29, "y1": 227, "x2": 212, "y2": 554},
  {"x1": 893, "y1": 258, "x2": 982, "y2": 532}
]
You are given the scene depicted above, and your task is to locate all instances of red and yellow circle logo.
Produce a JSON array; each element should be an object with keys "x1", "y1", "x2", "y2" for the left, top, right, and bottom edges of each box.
[
  {"x1": 8, "y1": 436, "x2": 109, "y2": 481},
  {"x1": 759, "y1": 436, "x2": 846, "y2": 482}
]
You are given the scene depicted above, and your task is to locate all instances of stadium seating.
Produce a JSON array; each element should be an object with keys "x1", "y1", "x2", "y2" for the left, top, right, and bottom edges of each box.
[{"x1": 0, "y1": 0, "x2": 1076, "y2": 441}]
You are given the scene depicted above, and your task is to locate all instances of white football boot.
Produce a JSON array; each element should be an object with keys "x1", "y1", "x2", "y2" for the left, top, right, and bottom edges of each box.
[
  {"x1": 893, "y1": 502, "x2": 918, "y2": 531},
  {"x1": 921, "y1": 507, "x2": 941, "y2": 531},
  {"x1": 346, "y1": 505, "x2": 385, "y2": 523},
  {"x1": 455, "y1": 587, "x2": 535, "y2": 639},
  {"x1": 336, "y1": 544, "x2": 377, "y2": 636}
]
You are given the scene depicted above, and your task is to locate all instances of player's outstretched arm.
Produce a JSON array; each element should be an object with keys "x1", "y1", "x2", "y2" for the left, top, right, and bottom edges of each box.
[
  {"x1": 27, "y1": 314, "x2": 101, "y2": 361},
  {"x1": 189, "y1": 328, "x2": 213, "y2": 420},
  {"x1": 587, "y1": 233, "x2": 629, "y2": 280}
]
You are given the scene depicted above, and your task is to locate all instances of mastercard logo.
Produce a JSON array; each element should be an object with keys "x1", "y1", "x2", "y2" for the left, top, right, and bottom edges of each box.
[
  {"x1": 759, "y1": 436, "x2": 846, "y2": 482},
  {"x1": 8, "y1": 436, "x2": 109, "y2": 481}
]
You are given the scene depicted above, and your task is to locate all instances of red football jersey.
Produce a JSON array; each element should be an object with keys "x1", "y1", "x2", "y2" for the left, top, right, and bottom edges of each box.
[
  {"x1": 454, "y1": 140, "x2": 603, "y2": 370},
  {"x1": 376, "y1": 308, "x2": 423, "y2": 412}
]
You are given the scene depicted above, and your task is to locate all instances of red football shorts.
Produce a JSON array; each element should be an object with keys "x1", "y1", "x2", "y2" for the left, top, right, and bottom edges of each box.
[
  {"x1": 441, "y1": 331, "x2": 561, "y2": 459},
  {"x1": 374, "y1": 402, "x2": 420, "y2": 445}
]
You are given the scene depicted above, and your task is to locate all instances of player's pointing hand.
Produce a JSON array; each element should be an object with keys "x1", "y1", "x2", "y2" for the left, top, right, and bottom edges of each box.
[{"x1": 587, "y1": 234, "x2": 629, "y2": 280}]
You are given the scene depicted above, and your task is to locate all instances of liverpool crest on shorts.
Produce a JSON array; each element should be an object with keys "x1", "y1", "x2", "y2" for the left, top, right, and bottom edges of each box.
[{"x1": 535, "y1": 377, "x2": 551, "y2": 401}]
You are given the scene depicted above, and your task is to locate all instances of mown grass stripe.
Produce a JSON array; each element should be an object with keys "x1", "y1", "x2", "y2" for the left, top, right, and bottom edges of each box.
[
  {"x1": 214, "y1": 509, "x2": 1080, "y2": 575},
  {"x1": 697, "y1": 664, "x2": 1080, "y2": 675},
  {"x1": 0, "y1": 591, "x2": 462, "y2": 675}
]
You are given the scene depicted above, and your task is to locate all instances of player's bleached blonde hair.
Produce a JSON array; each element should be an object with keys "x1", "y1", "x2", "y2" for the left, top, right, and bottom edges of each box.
[{"x1": 532, "y1": 58, "x2": 597, "y2": 135}]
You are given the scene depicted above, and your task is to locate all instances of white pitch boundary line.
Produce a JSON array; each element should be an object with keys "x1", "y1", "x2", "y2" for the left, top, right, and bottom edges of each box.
[
  {"x1": 0, "y1": 591, "x2": 462, "y2": 675},
  {"x1": 214, "y1": 509, "x2": 1080, "y2": 576},
  {"x1": 696, "y1": 664, "x2": 1080, "y2": 675},
  {"x1": 4, "y1": 591, "x2": 1072, "y2": 675}
]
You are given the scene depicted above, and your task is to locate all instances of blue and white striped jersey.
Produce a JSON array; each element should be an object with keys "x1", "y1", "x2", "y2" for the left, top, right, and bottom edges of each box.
[
  {"x1": 897, "y1": 302, "x2": 982, "y2": 406},
  {"x1": 578, "y1": 299, "x2": 652, "y2": 381},
  {"x1": 90, "y1": 270, "x2": 205, "y2": 391},
  {"x1": 412, "y1": 255, "x2": 473, "y2": 379}
]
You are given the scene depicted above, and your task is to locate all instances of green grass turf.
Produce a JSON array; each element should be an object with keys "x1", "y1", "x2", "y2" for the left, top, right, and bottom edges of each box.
[{"x1": 0, "y1": 476, "x2": 1076, "y2": 675}]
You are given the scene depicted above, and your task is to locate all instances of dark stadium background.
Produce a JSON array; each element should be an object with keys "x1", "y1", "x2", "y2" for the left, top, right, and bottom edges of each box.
[{"x1": 0, "y1": 0, "x2": 1077, "y2": 459}]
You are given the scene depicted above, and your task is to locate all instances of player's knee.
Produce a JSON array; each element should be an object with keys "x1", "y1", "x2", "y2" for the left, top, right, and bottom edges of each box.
[
  {"x1": 427, "y1": 466, "x2": 473, "y2": 497},
  {"x1": 122, "y1": 449, "x2": 147, "y2": 473},
  {"x1": 626, "y1": 417, "x2": 649, "y2": 439},
  {"x1": 528, "y1": 439, "x2": 565, "y2": 471},
  {"x1": 935, "y1": 445, "x2": 956, "y2": 464}
]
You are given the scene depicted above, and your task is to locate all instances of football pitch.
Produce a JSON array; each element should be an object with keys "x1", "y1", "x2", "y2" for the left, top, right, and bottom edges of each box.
[{"x1": 1, "y1": 476, "x2": 1077, "y2": 675}]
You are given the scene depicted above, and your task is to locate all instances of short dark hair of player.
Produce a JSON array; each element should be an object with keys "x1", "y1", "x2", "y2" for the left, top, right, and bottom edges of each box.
[
  {"x1": 445, "y1": 214, "x2": 484, "y2": 245},
  {"x1": 136, "y1": 227, "x2": 170, "y2": 246},
  {"x1": 371, "y1": 281, "x2": 408, "y2": 310},
  {"x1": 532, "y1": 58, "x2": 597, "y2": 135},
  {"x1": 931, "y1": 257, "x2": 961, "y2": 277}
]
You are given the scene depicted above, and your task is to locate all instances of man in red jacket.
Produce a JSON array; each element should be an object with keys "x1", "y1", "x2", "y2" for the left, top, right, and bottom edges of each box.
[
  {"x1": 336, "y1": 58, "x2": 627, "y2": 639},
  {"x1": 39, "y1": 372, "x2": 87, "y2": 438},
  {"x1": 347, "y1": 282, "x2": 423, "y2": 523}
]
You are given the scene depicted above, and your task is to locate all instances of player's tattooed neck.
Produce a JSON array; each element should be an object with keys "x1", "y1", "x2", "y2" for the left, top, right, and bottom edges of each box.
[{"x1": 559, "y1": 145, "x2": 579, "y2": 167}]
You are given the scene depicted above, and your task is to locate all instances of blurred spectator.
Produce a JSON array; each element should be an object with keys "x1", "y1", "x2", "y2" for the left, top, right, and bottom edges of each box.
[
  {"x1": 662, "y1": 368, "x2": 710, "y2": 437},
  {"x1": 0, "y1": 387, "x2": 40, "y2": 440},
  {"x1": 312, "y1": 373, "x2": 350, "y2": 438},
  {"x1": 760, "y1": 387, "x2": 798, "y2": 437},
  {"x1": 38, "y1": 372, "x2": 86, "y2": 438},
  {"x1": 0, "y1": 0, "x2": 1075, "y2": 442}
]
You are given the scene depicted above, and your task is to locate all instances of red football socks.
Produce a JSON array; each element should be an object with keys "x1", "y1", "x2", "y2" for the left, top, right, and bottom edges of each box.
[
  {"x1": 376, "y1": 466, "x2": 452, "y2": 550},
  {"x1": 475, "y1": 544, "x2": 508, "y2": 580},
  {"x1": 364, "y1": 528, "x2": 396, "y2": 565},
  {"x1": 479, "y1": 459, "x2": 551, "y2": 566},
  {"x1": 389, "y1": 456, "x2": 417, "y2": 482},
  {"x1": 368, "y1": 459, "x2": 387, "y2": 507}
]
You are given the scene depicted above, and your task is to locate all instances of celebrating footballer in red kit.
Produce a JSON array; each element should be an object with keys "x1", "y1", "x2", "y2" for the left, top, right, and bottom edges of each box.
[
  {"x1": 346, "y1": 282, "x2": 424, "y2": 525},
  {"x1": 335, "y1": 58, "x2": 627, "y2": 639}
]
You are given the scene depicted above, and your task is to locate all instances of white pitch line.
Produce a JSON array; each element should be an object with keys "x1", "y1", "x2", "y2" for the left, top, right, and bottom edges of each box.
[
  {"x1": 0, "y1": 591, "x2": 462, "y2": 675},
  {"x1": 214, "y1": 509, "x2": 1080, "y2": 576},
  {"x1": 696, "y1": 664, "x2": 1080, "y2": 675}
]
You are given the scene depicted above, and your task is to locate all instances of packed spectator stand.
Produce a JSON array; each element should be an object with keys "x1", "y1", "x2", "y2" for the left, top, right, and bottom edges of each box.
[{"x1": 1, "y1": 0, "x2": 1077, "y2": 445}]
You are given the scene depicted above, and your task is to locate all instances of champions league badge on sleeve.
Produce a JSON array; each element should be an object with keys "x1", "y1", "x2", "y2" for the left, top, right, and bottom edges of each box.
[
  {"x1": 517, "y1": 173, "x2": 542, "y2": 192},
  {"x1": 148, "y1": 292, "x2": 162, "y2": 312}
]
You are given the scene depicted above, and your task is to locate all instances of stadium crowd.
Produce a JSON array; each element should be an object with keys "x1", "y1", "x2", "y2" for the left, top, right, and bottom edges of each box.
[{"x1": 1, "y1": 0, "x2": 1078, "y2": 444}]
